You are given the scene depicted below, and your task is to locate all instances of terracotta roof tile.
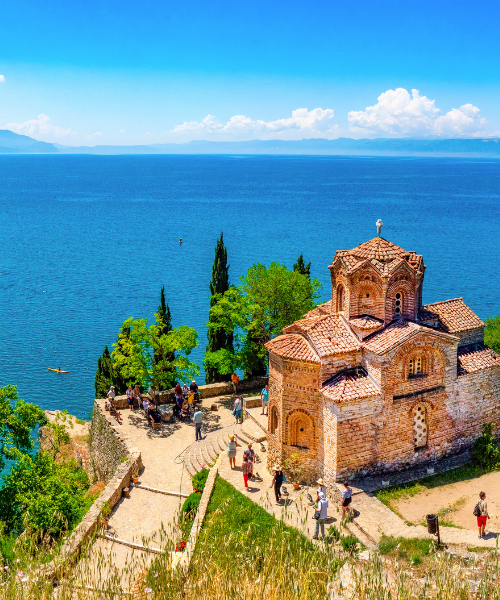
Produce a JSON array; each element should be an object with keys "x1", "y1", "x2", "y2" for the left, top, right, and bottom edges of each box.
[
  {"x1": 331, "y1": 237, "x2": 424, "y2": 276},
  {"x1": 304, "y1": 300, "x2": 333, "y2": 318},
  {"x1": 363, "y1": 319, "x2": 456, "y2": 355},
  {"x1": 421, "y1": 298, "x2": 484, "y2": 334},
  {"x1": 349, "y1": 315, "x2": 384, "y2": 330},
  {"x1": 458, "y1": 343, "x2": 500, "y2": 375},
  {"x1": 285, "y1": 314, "x2": 361, "y2": 357},
  {"x1": 265, "y1": 334, "x2": 320, "y2": 363},
  {"x1": 322, "y1": 368, "x2": 381, "y2": 403}
]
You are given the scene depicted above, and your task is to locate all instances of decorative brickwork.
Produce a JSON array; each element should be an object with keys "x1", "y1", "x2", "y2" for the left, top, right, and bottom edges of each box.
[{"x1": 266, "y1": 235, "x2": 500, "y2": 483}]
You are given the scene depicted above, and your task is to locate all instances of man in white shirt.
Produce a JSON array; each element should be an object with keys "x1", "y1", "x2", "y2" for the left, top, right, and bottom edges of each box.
[
  {"x1": 313, "y1": 492, "x2": 328, "y2": 540},
  {"x1": 193, "y1": 407, "x2": 203, "y2": 441}
]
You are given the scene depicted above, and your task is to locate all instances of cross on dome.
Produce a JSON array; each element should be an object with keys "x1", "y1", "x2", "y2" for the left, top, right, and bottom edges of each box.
[{"x1": 376, "y1": 219, "x2": 383, "y2": 236}]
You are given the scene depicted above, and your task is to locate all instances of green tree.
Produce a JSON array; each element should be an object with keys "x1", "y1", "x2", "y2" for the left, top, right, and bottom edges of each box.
[
  {"x1": 205, "y1": 262, "x2": 321, "y2": 378},
  {"x1": 154, "y1": 286, "x2": 175, "y2": 387},
  {"x1": 0, "y1": 385, "x2": 46, "y2": 472},
  {"x1": 112, "y1": 325, "x2": 135, "y2": 392},
  {"x1": 485, "y1": 314, "x2": 500, "y2": 354},
  {"x1": 94, "y1": 345, "x2": 114, "y2": 398},
  {"x1": 111, "y1": 317, "x2": 199, "y2": 389},
  {"x1": 205, "y1": 233, "x2": 234, "y2": 383},
  {"x1": 293, "y1": 254, "x2": 311, "y2": 278}
]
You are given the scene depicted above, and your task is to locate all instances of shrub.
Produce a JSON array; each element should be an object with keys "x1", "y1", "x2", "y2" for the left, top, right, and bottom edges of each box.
[
  {"x1": 340, "y1": 534, "x2": 359, "y2": 554},
  {"x1": 192, "y1": 468, "x2": 209, "y2": 492},
  {"x1": 472, "y1": 423, "x2": 500, "y2": 469},
  {"x1": 327, "y1": 525, "x2": 341, "y2": 541},
  {"x1": 181, "y1": 492, "x2": 202, "y2": 523}
]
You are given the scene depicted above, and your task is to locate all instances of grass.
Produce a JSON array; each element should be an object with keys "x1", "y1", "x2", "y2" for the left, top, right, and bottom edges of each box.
[{"x1": 379, "y1": 535, "x2": 436, "y2": 566}]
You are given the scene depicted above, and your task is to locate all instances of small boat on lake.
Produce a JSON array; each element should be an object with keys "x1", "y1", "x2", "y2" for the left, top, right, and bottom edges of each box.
[{"x1": 48, "y1": 368, "x2": 70, "y2": 373}]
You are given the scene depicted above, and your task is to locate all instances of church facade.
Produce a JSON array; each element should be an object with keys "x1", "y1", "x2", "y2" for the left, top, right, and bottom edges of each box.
[{"x1": 265, "y1": 235, "x2": 500, "y2": 484}]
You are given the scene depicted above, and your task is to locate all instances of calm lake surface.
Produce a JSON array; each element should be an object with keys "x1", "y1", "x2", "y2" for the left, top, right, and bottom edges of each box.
[{"x1": 0, "y1": 154, "x2": 499, "y2": 419}]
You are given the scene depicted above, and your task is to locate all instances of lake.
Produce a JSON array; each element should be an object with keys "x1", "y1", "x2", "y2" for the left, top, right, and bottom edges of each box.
[{"x1": 0, "y1": 154, "x2": 499, "y2": 419}]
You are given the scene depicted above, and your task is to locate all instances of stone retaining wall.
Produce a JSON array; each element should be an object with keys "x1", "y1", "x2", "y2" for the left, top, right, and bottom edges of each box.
[
  {"x1": 39, "y1": 401, "x2": 143, "y2": 579},
  {"x1": 107, "y1": 376, "x2": 268, "y2": 409}
]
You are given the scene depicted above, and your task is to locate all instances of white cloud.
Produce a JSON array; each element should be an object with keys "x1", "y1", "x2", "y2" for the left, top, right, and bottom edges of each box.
[
  {"x1": 83, "y1": 132, "x2": 102, "y2": 140},
  {"x1": 4, "y1": 114, "x2": 75, "y2": 138},
  {"x1": 0, "y1": 75, "x2": 5, "y2": 83},
  {"x1": 348, "y1": 88, "x2": 487, "y2": 137},
  {"x1": 170, "y1": 108, "x2": 338, "y2": 141}
]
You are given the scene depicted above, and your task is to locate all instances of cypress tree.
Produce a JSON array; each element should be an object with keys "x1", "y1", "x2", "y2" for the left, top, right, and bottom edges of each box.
[
  {"x1": 293, "y1": 254, "x2": 311, "y2": 278},
  {"x1": 155, "y1": 286, "x2": 176, "y2": 388},
  {"x1": 95, "y1": 345, "x2": 114, "y2": 398},
  {"x1": 205, "y1": 232, "x2": 233, "y2": 383}
]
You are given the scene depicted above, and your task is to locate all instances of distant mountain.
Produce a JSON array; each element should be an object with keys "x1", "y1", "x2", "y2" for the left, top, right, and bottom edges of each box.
[
  {"x1": 54, "y1": 137, "x2": 500, "y2": 156},
  {"x1": 0, "y1": 129, "x2": 58, "y2": 153}
]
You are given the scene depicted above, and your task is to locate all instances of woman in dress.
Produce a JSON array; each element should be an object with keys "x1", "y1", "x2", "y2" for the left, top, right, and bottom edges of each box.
[
  {"x1": 227, "y1": 435, "x2": 237, "y2": 469},
  {"x1": 341, "y1": 480, "x2": 352, "y2": 519},
  {"x1": 234, "y1": 395, "x2": 242, "y2": 424}
]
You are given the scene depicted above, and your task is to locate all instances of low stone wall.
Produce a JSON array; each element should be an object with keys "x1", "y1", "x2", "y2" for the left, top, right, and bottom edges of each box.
[
  {"x1": 107, "y1": 376, "x2": 268, "y2": 409},
  {"x1": 39, "y1": 401, "x2": 143, "y2": 579},
  {"x1": 177, "y1": 457, "x2": 220, "y2": 573}
]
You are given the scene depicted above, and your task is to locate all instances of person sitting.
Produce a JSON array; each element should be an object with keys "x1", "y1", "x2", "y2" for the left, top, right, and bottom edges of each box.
[
  {"x1": 189, "y1": 380, "x2": 199, "y2": 399},
  {"x1": 174, "y1": 383, "x2": 183, "y2": 398},
  {"x1": 148, "y1": 404, "x2": 162, "y2": 429},
  {"x1": 126, "y1": 385, "x2": 134, "y2": 410},
  {"x1": 181, "y1": 398, "x2": 190, "y2": 418},
  {"x1": 142, "y1": 397, "x2": 150, "y2": 413},
  {"x1": 173, "y1": 393, "x2": 183, "y2": 418},
  {"x1": 133, "y1": 385, "x2": 142, "y2": 409},
  {"x1": 108, "y1": 399, "x2": 122, "y2": 424},
  {"x1": 182, "y1": 383, "x2": 189, "y2": 398}
]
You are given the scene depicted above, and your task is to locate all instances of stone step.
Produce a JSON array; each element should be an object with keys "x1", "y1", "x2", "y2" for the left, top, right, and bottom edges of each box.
[{"x1": 240, "y1": 418, "x2": 267, "y2": 443}]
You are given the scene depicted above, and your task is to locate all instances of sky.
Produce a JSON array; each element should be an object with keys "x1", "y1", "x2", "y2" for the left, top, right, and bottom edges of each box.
[{"x1": 0, "y1": 0, "x2": 499, "y2": 146}]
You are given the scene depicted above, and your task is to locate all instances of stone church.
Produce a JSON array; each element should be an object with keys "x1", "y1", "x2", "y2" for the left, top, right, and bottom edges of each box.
[{"x1": 265, "y1": 232, "x2": 500, "y2": 484}]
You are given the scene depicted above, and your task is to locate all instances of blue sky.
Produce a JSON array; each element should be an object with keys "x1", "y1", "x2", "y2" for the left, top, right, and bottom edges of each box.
[{"x1": 0, "y1": 0, "x2": 499, "y2": 145}]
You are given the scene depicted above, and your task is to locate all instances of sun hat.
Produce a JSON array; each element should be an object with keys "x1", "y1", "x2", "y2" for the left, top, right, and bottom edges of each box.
[
  {"x1": 230, "y1": 435, "x2": 235, "y2": 441},
  {"x1": 317, "y1": 478, "x2": 325, "y2": 486}
]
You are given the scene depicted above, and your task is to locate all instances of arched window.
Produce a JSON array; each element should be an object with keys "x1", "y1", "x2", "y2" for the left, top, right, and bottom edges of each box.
[
  {"x1": 288, "y1": 412, "x2": 313, "y2": 449},
  {"x1": 409, "y1": 357, "x2": 425, "y2": 378},
  {"x1": 336, "y1": 284, "x2": 345, "y2": 312},
  {"x1": 270, "y1": 406, "x2": 279, "y2": 435},
  {"x1": 413, "y1": 404, "x2": 428, "y2": 448},
  {"x1": 394, "y1": 292, "x2": 403, "y2": 316}
]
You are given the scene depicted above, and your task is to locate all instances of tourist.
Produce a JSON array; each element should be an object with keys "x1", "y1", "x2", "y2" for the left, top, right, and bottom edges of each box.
[
  {"x1": 231, "y1": 372, "x2": 239, "y2": 394},
  {"x1": 260, "y1": 384, "x2": 269, "y2": 416},
  {"x1": 243, "y1": 443, "x2": 255, "y2": 478},
  {"x1": 476, "y1": 491, "x2": 490, "y2": 538},
  {"x1": 190, "y1": 380, "x2": 199, "y2": 401},
  {"x1": 108, "y1": 398, "x2": 122, "y2": 425},
  {"x1": 234, "y1": 395, "x2": 242, "y2": 424},
  {"x1": 133, "y1": 385, "x2": 142, "y2": 409},
  {"x1": 148, "y1": 384, "x2": 158, "y2": 407},
  {"x1": 341, "y1": 481, "x2": 352, "y2": 520},
  {"x1": 107, "y1": 386, "x2": 116, "y2": 402},
  {"x1": 271, "y1": 465, "x2": 284, "y2": 505},
  {"x1": 174, "y1": 382, "x2": 183, "y2": 398},
  {"x1": 227, "y1": 435, "x2": 237, "y2": 469},
  {"x1": 187, "y1": 392, "x2": 195, "y2": 415},
  {"x1": 242, "y1": 455, "x2": 252, "y2": 491},
  {"x1": 148, "y1": 404, "x2": 161, "y2": 427},
  {"x1": 181, "y1": 397, "x2": 190, "y2": 418},
  {"x1": 317, "y1": 478, "x2": 327, "y2": 497},
  {"x1": 126, "y1": 385, "x2": 134, "y2": 410},
  {"x1": 175, "y1": 393, "x2": 184, "y2": 418},
  {"x1": 182, "y1": 383, "x2": 189, "y2": 398},
  {"x1": 142, "y1": 397, "x2": 150, "y2": 413},
  {"x1": 193, "y1": 406, "x2": 203, "y2": 441},
  {"x1": 313, "y1": 492, "x2": 328, "y2": 540}
]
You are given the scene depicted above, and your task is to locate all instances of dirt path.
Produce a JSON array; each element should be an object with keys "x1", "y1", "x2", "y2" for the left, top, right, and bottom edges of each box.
[{"x1": 393, "y1": 471, "x2": 500, "y2": 532}]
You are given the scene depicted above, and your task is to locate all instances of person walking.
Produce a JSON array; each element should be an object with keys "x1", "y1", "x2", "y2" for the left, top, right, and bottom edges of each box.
[
  {"x1": 341, "y1": 481, "x2": 353, "y2": 520},
  {"x1": 271, "y1": 466, "x2": 284, "y2": 505},
  {"x1": 243, "y1": 443, "x2": 255, "y2": 478},
  {"x1": 193, "y1": 406, "x2": 203, "y2": 441},
  {"x1": 313, "y1": 491, "x2": 328, "y2": 540},
  {"x1": 231, "y1": 373, "x2": 239, "y2": 394},
  {"x1": 476, "y1": 491, "x2": 490, "y2": 538},
  {"x1": 260, "y1": 384, "x2": 269, "y2": 416},
  {"x1": 234, "y1": 395, "x2": 242, "y2": 424},
  {"x1": 227, "y1": 435, "x2": 237, "y2": 469},
  {"x1": 317, "y1": 478, "x2": 327, "y2": 497},
  {"x1": 242, "y1": 455, "x2": 252, "y2": 491}
]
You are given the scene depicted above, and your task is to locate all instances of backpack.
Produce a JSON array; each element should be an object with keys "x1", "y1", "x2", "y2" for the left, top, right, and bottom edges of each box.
[{"x1": 473, "y1": 503, "x2": 481, "y2": 517}]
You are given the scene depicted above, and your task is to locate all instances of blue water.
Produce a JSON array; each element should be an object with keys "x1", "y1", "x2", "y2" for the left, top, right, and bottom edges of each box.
[{"x1": 0, "y1": 154, "x2": 499, "y2": 420}]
